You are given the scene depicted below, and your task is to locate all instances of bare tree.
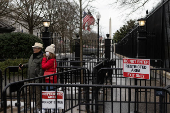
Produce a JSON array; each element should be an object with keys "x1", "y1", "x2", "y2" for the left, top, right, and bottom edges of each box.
[
  {"x1": 9, "y1": 0, "x2": 47, "y2": 34},
  {"x1": 45, "y1": 0, "x2": 79, "y2": 53},
  {"x1": 77, "y1": 0, "x2": 96, "y2": 85},
  {"x1": 112, "y1": 0, "x2": 162, "y2": 17},
  {"x1": 0, "y1": 0, "x2": 11, "y2": 18}
]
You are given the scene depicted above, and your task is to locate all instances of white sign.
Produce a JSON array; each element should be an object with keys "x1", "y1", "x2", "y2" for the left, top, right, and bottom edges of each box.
[
  {"x1": 42, "y1": 91, "x2": 64, "y2": 109},
  {"x1": 123, "y1": 58, "x2": 150, "y2": 79}
]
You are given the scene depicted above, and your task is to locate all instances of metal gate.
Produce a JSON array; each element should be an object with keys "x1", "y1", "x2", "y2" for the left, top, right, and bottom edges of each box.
[{"x1": 3, "y1": 83, "x2": 170, "y2": 113}]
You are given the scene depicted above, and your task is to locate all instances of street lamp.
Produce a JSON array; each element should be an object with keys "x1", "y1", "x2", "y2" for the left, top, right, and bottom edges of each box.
[
  {"x1": 43, "y1": 19, "x2": 50, "y2": 27},
  {"x1": 41, "y1": 19, "x2": 51, "y2": 49},
  {"x1": 137, "y1": 18, "x2": 146, "y2": 27},
  {"x1": 134, "y1": 18, "x2": 147, "y2": 112},
  {"x1": 137, "y1": 18, "x2": 146, "y2": 31},
  {"x1": 43, "y1": 19, "x2": 50, "y2": 32},
  {"x1": 96, "y1": 12, "x2": 101, "y2": 61}
]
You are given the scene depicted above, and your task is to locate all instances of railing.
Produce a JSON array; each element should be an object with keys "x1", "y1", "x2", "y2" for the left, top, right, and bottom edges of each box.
[
  {"x1": 97, "y1": 68, "x2": 170, "y2": 87},
  {"x1": 0, "y1": 58, "x2": 105, "y2": 102},
  {"x1": 3, "y1": 83, "x2": 170, "y2": 113},
  {"x1": 115, "y1": 16, "x2": 168, "y2": 68},
  {"x1": 2, "y1": 57, "x2": 170, "y2": 112},
  {"x1": 4, "y1": 66, "x2": 27, "y2": 86},
  {"x1": 2, "y1": 67, "x2": 90, "y2": 113}
]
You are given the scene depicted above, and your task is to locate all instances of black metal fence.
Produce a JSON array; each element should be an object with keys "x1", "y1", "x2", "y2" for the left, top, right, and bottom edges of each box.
[
  {"x1": 2, "y1": 83, "x2": 170, "y2": 113},
  {"x1": 97, "y1": 67, "x2": 170, "y2": 87},
  {"x1": 1, "y1": 67, "x2": 90, "y2": 113},
  {"x1": 0, "y1": 58, "x2": 109, "y2": 97},
  {"x1": 115, "y1": 0, "x2": 170, "y2": 68},
  {"x1": 115, "y1": 27, "x2": 138, "y2": 59},
  {"x1": 52, "y1": 38, "x2": 106, "y2": 60},
  {"x1": 1, "y1": 62, "x2": 170, "y2": 113},
  {"x1": 1, "y1": 34, "x2": 170, "y2": 113},
  {"x1": 3, "y1": 66, "x2": 27, "y2": 87},
  {"x1": 115, "y1": 27, "x2": 164, "y2": 68}
]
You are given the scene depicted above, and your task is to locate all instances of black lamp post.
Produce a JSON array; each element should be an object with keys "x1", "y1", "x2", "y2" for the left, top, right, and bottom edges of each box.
[
  {"x1": 96, "y1": 12, "x2": 101, "y2": 61},
  {"x1": 41, "y1": 19, "x2": 51, "y2": 49},
  {"x1": 137, "y1": 18, "x2": 147, "y2": 58},
  {"x1": 133, "y1": 18, "x2": 147, "y2": 113}
]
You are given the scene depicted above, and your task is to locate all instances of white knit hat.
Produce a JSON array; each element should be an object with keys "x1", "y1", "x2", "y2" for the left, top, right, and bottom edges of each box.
[{"x1": 45, "y1": 44, "x2": 55, "y2": 54}]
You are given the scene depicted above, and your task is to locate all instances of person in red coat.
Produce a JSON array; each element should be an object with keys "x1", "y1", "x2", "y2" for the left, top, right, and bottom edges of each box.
[{"x1": 42, "y1": 44, "x2": 57, "y2": 91}]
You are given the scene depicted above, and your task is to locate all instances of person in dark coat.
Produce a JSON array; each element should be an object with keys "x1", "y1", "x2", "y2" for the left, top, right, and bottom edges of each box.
[{"x1": 20, "y1": 42, "x2": 43, "y2": 112}]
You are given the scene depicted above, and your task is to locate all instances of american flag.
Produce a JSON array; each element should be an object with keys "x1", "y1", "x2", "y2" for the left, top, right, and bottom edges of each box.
[
  {"x1": 87, "y1": 12, "x2": 95, "y2": 26},
  {"x1": 87, "y1": 13, "x2": 95, "y2": 31},
  {"x1": 83, "y1": 11, "x2": 95, "y2": 31},
  {"x1": 83, "y1": 12, "x2": 89, "y2": 30}
]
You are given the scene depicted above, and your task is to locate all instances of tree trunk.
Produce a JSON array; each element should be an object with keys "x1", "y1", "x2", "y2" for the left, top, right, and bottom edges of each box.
[
  {"x1": 29, "y1": 28, "x2": 33, "y2": 35},
  {"x1": 79, "y1": 0, "x2": 83, "y2": 84}
]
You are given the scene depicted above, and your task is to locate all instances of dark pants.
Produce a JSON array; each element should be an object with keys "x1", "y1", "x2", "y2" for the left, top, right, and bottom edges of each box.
[{"x1": 27, "y1": 84, "x2": 41, "y2": 109}]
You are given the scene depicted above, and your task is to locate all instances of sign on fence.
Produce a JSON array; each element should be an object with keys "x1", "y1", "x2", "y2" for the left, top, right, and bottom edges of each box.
[
  {"x1": 42, "y1": 91, "x2": 64, "y2": 109},
  {"x1": 123, "y1": 58, "x2": 150, "y2": 79}
]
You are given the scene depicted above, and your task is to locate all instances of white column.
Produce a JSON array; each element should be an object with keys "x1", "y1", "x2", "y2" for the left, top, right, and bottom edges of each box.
[{"x1": 109, "y1": 18, "x2": 112, "y2": 39}]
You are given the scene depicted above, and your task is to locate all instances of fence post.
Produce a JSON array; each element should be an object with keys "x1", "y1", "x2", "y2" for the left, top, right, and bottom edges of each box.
[
  {"x1": 75, "y1": 38, "x2": 80, "y2": 61},
  {"x1": 2, "y1": 88, "x2": 7, "y2": 113},
  {"x1": 105, "y1": 39, "x2": 111, "y2": 60},
  {"x1": 0, "y1": 69, "x2": 2, "y2": 108}
]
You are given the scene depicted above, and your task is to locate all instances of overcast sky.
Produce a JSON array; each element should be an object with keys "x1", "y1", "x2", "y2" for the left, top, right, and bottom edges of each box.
[{"x1": 90, "y1": 0, "x2": 162, "y2": 38}]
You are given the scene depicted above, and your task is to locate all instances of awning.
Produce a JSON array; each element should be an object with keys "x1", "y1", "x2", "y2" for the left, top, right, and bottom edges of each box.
[{"x1": 0, "y1": 20, "x2": 15, "y2": 33}]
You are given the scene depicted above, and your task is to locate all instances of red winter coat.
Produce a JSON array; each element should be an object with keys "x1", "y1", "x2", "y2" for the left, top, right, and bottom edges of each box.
[{"x1": 42, "y1": 57, "x2": 57, "y2": 83}]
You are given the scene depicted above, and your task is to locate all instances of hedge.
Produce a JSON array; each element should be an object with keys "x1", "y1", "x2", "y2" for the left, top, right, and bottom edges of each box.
[
  {"x1": 0, "y1": 32, "x2": 42, "y2": 59},
  {"x1": 0, "y1": 59, "x2": 28, "y2": 77}
]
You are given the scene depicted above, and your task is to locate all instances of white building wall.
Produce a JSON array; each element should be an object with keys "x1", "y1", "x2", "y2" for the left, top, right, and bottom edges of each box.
[{"x1": 1, "y1": 17, "x2": 40, "y2": 38}]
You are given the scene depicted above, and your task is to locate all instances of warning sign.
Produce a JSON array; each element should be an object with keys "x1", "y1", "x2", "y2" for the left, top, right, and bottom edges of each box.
[
  {"x1": 123, "y1": 58, "x2": 150, "y2": 79},
  {"x1": 42, "y1": 91, "x2": 64, "y2": 109}
]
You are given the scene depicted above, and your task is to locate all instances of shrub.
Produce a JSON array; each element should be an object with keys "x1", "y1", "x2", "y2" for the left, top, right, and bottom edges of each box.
[
  {"x1": 0, "y1": 32, "x2": 42, "y2": 59},
  {"x1": 0, "y1": 59, "x2": 28, "y2": 77}
]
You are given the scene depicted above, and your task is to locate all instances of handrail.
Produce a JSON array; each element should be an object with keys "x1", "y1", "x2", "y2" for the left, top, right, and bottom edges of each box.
[
  {"x1": 2, "y1": 68, "x2": 88, "y2": 113},
  {"x1": 19, "y1": 83, "x2": 169, "y2": 90},
  {"x1": 97, "y1": 67, "x2": 170, "y2": 74},
  {"x1": 2, "y1": 68, "x2": 87, "y2": 94}
]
